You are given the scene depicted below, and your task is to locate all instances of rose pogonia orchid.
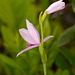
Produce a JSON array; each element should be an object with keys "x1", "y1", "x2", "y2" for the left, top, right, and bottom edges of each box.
[
  {"x1": 17, "y1": 19, "x2": 53, "y2": 57},
  {"x1": 45, "y1": 0, "x2": 65, "y2": 14}
]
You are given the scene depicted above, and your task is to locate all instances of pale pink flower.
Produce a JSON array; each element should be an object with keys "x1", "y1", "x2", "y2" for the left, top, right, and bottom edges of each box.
[
  {"x1": 17, "y1": 19, "x2": 53, "y2": 57},
  {"x1": 45, "y1": 0, "x2": 65, "y2": 14}
]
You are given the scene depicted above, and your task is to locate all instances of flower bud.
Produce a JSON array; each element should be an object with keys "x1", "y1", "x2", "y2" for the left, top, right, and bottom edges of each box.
[{"x1": 45, "y1": 0, "x2": 65, "y2": 14}]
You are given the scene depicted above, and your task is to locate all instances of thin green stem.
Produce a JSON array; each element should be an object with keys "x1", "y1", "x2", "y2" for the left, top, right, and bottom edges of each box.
[
  {"x1": 40, "y1": 22, "x2": 43, "y2": 47},
  {"x1": 43, "y1": 64, "x2": 46, "y2": 75},
  {"x1": 40, "y1": 17, "x2": 47, "y2": 75},
  {"x1": 42, "y1": 12, "x2": 47, "y2": 22},
  {"x1": 39, "y1": 12, "x2": 47, "y2": 75}
]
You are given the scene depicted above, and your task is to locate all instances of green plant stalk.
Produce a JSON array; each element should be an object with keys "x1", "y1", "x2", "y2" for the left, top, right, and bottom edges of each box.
[
  {"x1": 42, "y1": 12, "x2": 47, "y2": 22},
  {"x1": 43, "y1": 64, "x2": 46, "y2": 75},
  {"x1": 39, "y1": 12, "x2": 47, "y2": 75},
  {"x1": 40, "y1": 20, "x2": 43, "y2": 47}
]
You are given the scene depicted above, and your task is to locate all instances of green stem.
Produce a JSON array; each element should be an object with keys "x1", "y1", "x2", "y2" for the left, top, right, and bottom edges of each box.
[
  {"x1": 42, "y1": 12, "x2": 47, "y2": 22},
  {"x1": 39, "y1": 12, "x2": 47, "y2": 47},
  {"x1": 39, "y1": 12, "x2": 47, "y2": 75},
  {"x1": 43, "y1": 64, "x2": 46, "y2": 75},
  {"x1": 40, "y1": 21, "x2": 43, "y2": 47}
]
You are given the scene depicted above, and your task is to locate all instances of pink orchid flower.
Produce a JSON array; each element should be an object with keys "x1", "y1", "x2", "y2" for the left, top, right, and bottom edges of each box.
[
  {"x1": 45, "y1": 0, "x2": 65, "y2": 14},
  {"x1": 17, "y1": 19, "x2": 53, "y2": 57}
]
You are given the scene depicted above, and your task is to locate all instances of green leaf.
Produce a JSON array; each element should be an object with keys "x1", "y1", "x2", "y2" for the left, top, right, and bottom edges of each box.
[
  {"x1": 4, "y1": 65, "x2": 12, "y2": 75},
  {"x1": 40, "y1": 0, "x2": 49, "y2": 10},
  {"x1": 62, "y1": 70, "x2": 70, "y2": 75},
  {"x1": 0, "y1": 0, "x2": 16, "y2": 30},
  {"x1": 18, "y1": 0, "x2": 37, "y2": 28},
  {"x1": 1, "y1": 26, "x2": 15, "y2": 46},
  {"x1": 58, "y1": 25, "x2": 75, "y2": 47},
  {"x1": 48, "y1": 70, "x2": 54, "y2": 75},
  {"x1": 0, "y1": 54, "x2": 22, "y2": 70},
  {"x1": 28, "y1": 49, "x2": 40, "y2": 65},
  {"x1": 60, "y1": 47, "x2": 75, "y2": 68},
  {"x1": 55, "y1": 69, "x2": 62, "y2": 75},
  {"x1": 72, "y1": 0, "x2": 75, "y2": 12},
  {"x1": 53, "y1": 23, "x2": 63, "y2": 38},
  {"x1": 56, "y1": 55, "x2": 70, "y2": 69},
  {"x1": 43, "y1": 18, "x2": 51, "y2": 38},
  {"x1": 14, "y1": 69, "x2": 26, "y2": 75},
  {"x1": 55, "y1": 69, "x2": 69, "y2": 75},
  {"x1": 47, "y1": 41, "x2": 59, "y2": 68}
]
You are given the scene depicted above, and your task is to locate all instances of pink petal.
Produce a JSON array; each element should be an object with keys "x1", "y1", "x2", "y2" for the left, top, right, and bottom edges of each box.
[
  {"x1": 26, "y1": 19, "x2": 40, "y2": 44},
  {"x1": 45, "y1": 0, "x2": 65, "y2": 14},
  {"x1": 48, "y1": 2, "x2": 65, "y2": 14},
  {"x1": 17, "y1": 45, "x2": 39, "y2": 57},
  {"x1": 43, "y1": 36, "x2": 54, "y2": 42},
  {"x1": 19, "y1": 28, "x2": 38, "y2": 44},
  {"x1": 27, "y1": 43, "x2": 34, "y2": 47}
]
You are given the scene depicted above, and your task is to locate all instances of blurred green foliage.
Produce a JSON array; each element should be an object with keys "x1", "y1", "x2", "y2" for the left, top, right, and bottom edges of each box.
[
  {"x1": 72, "y1": 0, "x2": 75, "y2": 12},
  {"x1": 0, "y1": 0, "x2": 75, "y2": 75}
]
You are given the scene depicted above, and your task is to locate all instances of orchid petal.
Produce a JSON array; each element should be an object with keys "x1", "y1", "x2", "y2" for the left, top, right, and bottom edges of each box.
[
  {"x1": 43, "y1": 36, "x2": 54, "y2": 42},
  {"x1": 45, "y1": 0, "x2": 65, "y2": 14},
  {"x1": 27, "y1": 43, "x2": 34, "y2": 47},
  {"x1": 19, "y1": 28, "x2": 38, "y2": 44},
  {"x1": 26, "y1": 19, "x2": 40, "y2": 44},
  {"x1": 17, "y1": 45, "x2": 39, "y2": 57},
  {"x1": 48, "y1": 2, "x2": 65, "y2": 14}
]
